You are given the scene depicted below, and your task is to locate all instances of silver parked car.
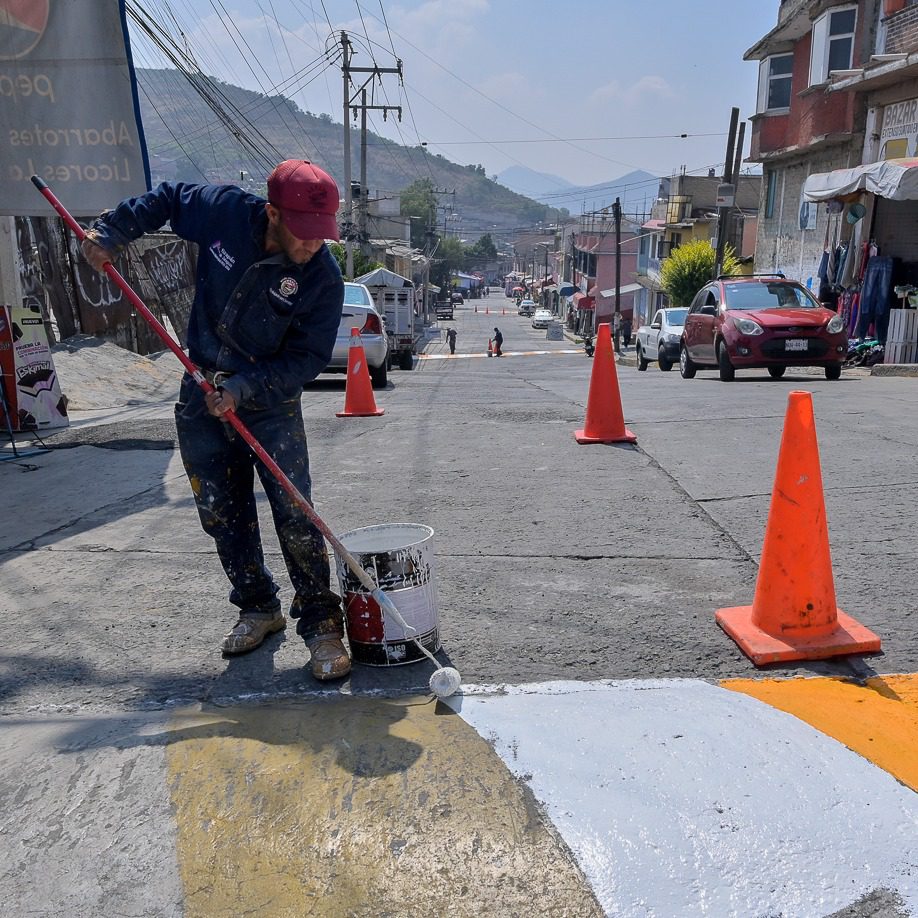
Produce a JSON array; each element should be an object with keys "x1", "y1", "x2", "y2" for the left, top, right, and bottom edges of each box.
[{"x1": 324, "y1": 282, "x2": 390, "y2": 388}]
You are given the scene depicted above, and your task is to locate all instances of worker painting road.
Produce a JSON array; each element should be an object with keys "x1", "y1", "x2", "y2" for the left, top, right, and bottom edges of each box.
[{"x1": 2, "y1": 292, "x2": 917, "y2": 916}]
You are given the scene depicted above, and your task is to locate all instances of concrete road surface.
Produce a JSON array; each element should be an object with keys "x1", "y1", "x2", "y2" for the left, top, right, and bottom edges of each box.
[{"x1": 1, "y1": 295, "x2": 916, "y2": 917}]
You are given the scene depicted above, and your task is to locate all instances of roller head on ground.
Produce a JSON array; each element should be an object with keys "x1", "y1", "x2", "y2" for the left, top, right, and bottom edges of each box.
[{"x1": 429, "y1": 666, "x2": 462, "y2": 698}]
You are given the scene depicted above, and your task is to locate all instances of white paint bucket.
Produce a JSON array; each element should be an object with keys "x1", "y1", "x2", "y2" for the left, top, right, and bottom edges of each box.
[{"x1": 335, "y1": 523, "x2": 440, "y2": 666}]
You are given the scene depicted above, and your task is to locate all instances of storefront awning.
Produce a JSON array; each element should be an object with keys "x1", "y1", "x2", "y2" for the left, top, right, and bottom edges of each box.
[
  {"x1": 804, "y1": 158, "x2": 918, "y2": 202},
  {"x1": 557, "y1": 281, "x2": 576, "y2": 296},
  {"x1": 573, "y1": 292, "x2": 595, "y2": 310},
  {"x1": 599, "y1": 283, "x2": 642, "y2": 298}
]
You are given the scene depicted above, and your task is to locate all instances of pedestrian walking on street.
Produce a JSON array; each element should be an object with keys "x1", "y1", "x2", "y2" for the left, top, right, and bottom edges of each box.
[
  {"x1": 612, "y1": 310, "x2": 623, "y2": 353},
  {"x1": 446, "y1": 327, "x2": 457, "y2": 354},
  {"x1": 493, "y1": 327, "x2": 503, "y2": 356},
  {"x1": 80, "y1": 160, "x2": 352, "y2": 682},
  {"x1": 622, "y1": 316, "x2": 633, "y2": 348}
]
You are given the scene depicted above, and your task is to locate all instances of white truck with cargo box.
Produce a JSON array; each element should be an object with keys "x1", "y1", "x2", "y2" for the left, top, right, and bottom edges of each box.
[{"x1": 355, "y1": 268, "x2": 416, "y2": 370}]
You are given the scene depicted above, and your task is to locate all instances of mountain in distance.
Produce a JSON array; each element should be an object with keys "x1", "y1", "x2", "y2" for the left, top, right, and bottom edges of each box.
[
  {"x1": 497, "y1": 166, "x2": 659, "y2": 216},
  {"x1": 495, "y1": 165, "x2": 576, "y2": 197},
  {"x1": 134, "y1": 68, "x2": 562, "y2": 236}
]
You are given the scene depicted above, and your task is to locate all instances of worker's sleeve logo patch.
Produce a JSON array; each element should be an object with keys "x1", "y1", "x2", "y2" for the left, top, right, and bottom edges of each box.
[
  {"x1": 209, "y1": 241, "x2": 235, "y2": 271},
  {"x1": 279, "y1": 277, "x2": 298, "y2": 297}
]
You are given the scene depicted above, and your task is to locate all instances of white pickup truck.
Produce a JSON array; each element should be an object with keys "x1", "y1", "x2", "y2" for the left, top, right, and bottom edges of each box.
[{"x1": 635, "y1": 307, "x2": 688, "y2": 371}]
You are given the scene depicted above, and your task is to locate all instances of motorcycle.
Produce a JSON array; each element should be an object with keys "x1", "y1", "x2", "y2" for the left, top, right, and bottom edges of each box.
[
  {"x1": 583, "y1": 333, "x2": 595, "y2": 357},
  {"x1": 845, "y1": 337, "x2": 882, "y2": 367}
]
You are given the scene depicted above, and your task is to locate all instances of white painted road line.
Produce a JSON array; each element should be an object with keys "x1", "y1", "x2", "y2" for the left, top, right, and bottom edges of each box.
[
  {"x1": 419, "y1": 349, "x2": 581, "y2": 360},
  {"x1": 452, "y1": 679, "x2": 918, "y2": 917}
]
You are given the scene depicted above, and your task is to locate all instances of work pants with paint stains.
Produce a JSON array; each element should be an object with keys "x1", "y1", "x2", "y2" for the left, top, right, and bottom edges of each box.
[{"x1": 175, "y1": 375, "x2": 343, "y2": 642}]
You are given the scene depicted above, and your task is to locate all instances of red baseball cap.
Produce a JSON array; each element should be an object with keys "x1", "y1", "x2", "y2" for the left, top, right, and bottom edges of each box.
[{"x1": 266, "y1": 160, "x2": 341, "y2": 242}]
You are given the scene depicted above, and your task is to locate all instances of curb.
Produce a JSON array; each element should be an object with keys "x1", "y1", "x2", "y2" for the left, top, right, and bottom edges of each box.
[
  {"x1": 563, "y1": 329, "x2": 636, "y2": 367},
  {"x1": 870, "y1": 364, "x2": 918, "y2": 377}
]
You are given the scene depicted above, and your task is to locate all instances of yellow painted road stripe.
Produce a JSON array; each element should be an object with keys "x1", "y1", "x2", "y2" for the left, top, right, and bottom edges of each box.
[
  {"x1": 166, "y1": 697, "x2": 601, "y2": 918},
  {"x1": 722, "y1": 674, "x2": 918, "y2": 791}
]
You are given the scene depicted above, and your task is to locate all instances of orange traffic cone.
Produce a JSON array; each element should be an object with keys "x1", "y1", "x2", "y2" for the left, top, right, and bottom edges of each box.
[
  {"x1": 336, "y1": 328, "x2": 384, "y2": 417},
  {"x1": 485, "y1": 306, "x2": 489, "y2": 315},
  {"x1": 502, "y1": 307, "x2": 506, "y2": 315},
  {"x1": 716, "y1": 391, "x2": 880, "y2": 665},
  {"x1": 474, "y1": 304, "x2": 478, "y2": 313},
  {"x1": 574, "y1": 323, "x2": 636, "y2": 444},
  {"x1": 487, "y1": 338, "x2": 493, "y2": 357}
]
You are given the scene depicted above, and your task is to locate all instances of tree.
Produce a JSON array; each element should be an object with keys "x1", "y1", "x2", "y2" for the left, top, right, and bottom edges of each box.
[
  {"x1": 660, "y1": 239, "x2": 740, "y2": 307},
  {"x1": 467, "y1": 233, "x2": 497, "y2": 264},
  {"x1": 327, "y1": 243, "x2": 380, "y2": 279},
  {"x1": 399, "y1": 178, "x2": 438, "y2": 249},
  {"x1": 430, "y1": 236, "x2": 467, "y2": 290}
]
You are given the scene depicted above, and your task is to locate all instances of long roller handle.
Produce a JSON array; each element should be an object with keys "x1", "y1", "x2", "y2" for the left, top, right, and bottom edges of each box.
[{"x1": 30, "y1": 175, "x2": 380, "y2": 597}]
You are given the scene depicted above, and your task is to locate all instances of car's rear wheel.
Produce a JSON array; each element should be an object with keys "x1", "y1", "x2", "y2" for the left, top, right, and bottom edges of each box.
[
  {"x1": 658, "y1": 354, "x2": 673, "y2": 371},
  {"x1": 767, "y1": 366, "x2": 786, "y2": 379},
  {"x1": 636, "y1": 344, "x2": 648, "y2": 371},
  {"x1": 825, "y1": 364, "x2": 842, "y2": 380},
  {"x1": 370, "y1": 361, "x2": 388, "y2": 389},
  {"x1": 679, "y1": 344, "x2": 696, "y2": 379},
  {"x1": 717, "y1": 341, "x2": 735, "y2": 381}
]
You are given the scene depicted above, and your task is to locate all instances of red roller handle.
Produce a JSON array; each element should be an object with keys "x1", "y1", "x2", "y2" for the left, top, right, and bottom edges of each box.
[{"x1": 30, "y1": 175, "x2": 377, "y2": 591}]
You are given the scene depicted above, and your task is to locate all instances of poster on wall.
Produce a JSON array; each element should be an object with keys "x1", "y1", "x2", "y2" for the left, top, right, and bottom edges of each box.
[
  {"x1": 0, "y1": 303, "x2": 68, "y2": 431},
  {"x1": 0, "y1": 0, "x2": 150, "y2": 216}
]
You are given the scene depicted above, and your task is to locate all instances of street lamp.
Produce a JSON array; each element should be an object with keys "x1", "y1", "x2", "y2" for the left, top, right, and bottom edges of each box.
[{"x1": 535, "y1": 242, "x2": 551, "y2": 309}]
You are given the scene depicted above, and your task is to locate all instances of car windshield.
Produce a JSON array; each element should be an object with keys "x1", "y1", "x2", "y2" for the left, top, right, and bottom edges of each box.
[
  {"x1": 665, "y1": 309, "x2": 688, "y2": 325},
  {"x1": 724, "y1": 282, "x2": 820, "y2": 311},
  {"x1": 344, "y1": 284, "x2": 372, "y2": 306}
]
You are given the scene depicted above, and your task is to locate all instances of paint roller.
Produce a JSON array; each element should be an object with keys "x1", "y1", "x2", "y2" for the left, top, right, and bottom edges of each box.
[{"x1": 31, "y1": 175, "x2": 462, "y2": 699}]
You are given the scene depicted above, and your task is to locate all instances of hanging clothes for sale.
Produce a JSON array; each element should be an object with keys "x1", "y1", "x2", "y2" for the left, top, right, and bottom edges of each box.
[{"x1": 857, "y1": 255, "x2": 894, "y2": 341}]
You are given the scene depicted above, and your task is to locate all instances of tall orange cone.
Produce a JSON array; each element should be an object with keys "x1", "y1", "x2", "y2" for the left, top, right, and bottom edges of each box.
[
  {"x1": 574, "y1": 323, "x2": 636, "y2": 444},
  {"x1": 485, "y1": 306, "x2": 489, "y2": 315},
  {"x1": 336, "y1": 328, "x2": 384, "y2": 417},
  {"x1": 716, "y1": 391, "x2": 880, "y2": 665},
  {"x1": 487, "y1": 338, "x2": 493, "y2": 357}
]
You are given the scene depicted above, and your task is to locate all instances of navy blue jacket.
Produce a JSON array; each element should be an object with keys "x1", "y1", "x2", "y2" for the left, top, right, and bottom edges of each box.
[{"x1": 91, "y1": 182, "x2": 344, "y2": 409}]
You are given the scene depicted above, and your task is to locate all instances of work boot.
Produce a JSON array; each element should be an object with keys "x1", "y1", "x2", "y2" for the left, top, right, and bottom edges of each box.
[
  {"x1": 306, "y1": 636, "x2": 351, "y2": 681},
  {"x1": 221, "y1": 611, "x2": 286, "y2": 654}
]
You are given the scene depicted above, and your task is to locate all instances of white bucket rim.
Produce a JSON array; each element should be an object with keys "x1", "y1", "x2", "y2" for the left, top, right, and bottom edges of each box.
[{"x1": 338, "y1": 522, "x2": 434, "y2": 555}]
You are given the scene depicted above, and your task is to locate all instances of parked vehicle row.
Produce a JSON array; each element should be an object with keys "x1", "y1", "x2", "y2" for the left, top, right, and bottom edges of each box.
[
  {"x1": 635, "y1": 308, "x2": 687, "y2": 371},
  {"x1": 324, "y1": 281, "x2": 390, "y2": 389},
  {"x1": 635, "y1": 275, "x2": 846, "y2": 382},
  {"x1": 518, "y1": 299, "x2": 536, "y2": 317}
]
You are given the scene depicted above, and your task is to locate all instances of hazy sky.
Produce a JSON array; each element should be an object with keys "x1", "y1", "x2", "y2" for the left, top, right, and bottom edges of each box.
[{"x1": 127, "y1": 0, "x2": 780, "y2": 189}]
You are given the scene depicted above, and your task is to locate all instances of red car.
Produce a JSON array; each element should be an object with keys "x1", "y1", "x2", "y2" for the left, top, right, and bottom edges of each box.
[{"x1": 679, "y1": 275, "x2": 847, "y2": 381}]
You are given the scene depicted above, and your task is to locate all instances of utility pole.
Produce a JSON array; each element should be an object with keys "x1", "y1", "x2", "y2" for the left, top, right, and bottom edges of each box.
[
  {"x1": 360, "y1": 88, "x2": 368, "y2": 258},
  {"x1": 714, "y1": 107, "x2": 740, "y2": 279},
  {"x1": 340, "y1": 32, "x2": 353, "y2": 279},
  {"x1": 340, "y1": 30, "x2": 402, "y2": 278},
  {"x1": 728, "y1": 120, "x2": 747, "y2": 266},
  {"x1": 614, "y1": 197, "x2": 622, "y2": 352}
]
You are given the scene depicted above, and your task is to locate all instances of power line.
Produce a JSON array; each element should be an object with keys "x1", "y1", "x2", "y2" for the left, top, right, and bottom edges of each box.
[{"x1": 414, "y1": 132, "x2": 727, "y2": 145}]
